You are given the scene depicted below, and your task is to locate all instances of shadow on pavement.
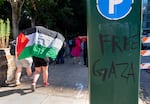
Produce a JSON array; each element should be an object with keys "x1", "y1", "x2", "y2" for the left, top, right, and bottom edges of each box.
[{"x1": 0, "y1": 88, "x2": 32, "y2": 97}]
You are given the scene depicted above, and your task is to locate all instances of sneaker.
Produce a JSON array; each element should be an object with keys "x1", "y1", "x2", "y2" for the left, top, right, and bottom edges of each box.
[
  {"x1": 31, "y1": 83, "x2": 36, "y2": 92},
  {"x1": 15, "y1": 81, "x2": 21, "y2": 86},
  {"x1": 43, "y1": 82, "x2": 49, "y2": 87}
]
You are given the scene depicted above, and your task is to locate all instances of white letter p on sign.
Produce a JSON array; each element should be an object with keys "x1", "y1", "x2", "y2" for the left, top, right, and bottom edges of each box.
[{"x1": 109, "y1": 0, "x2": 123, "y2": 14}]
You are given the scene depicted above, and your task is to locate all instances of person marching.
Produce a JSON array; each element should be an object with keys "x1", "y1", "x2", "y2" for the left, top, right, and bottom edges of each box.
[
  {"x1": 10, "y1": 39, "x2": 33, "y2": 86},
  {"x1": 71, "y1": 35, "x2": 81, "y2": 64},
  {"x1": 31, "y1": 57, "x2": 49, "y2": 91}
]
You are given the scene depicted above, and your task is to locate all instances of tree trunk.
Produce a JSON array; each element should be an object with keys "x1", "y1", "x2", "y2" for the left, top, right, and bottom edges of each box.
[
  {"x1": 8, "y1": 0, "x2": 25, "y2": 39},
  {"x1": 11, "y1": 3, "x2": 19, "y2": 39},
  {"x1": 31, "y1": 17, "x2": 35, "y2": 27}
]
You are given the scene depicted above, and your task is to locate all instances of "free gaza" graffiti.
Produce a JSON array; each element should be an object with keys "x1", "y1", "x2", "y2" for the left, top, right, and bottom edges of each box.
[
  {"x1": 99, "y1": 34, "x2": 139, "y2": 55},
  {"x1": 92, "y1": 59, "x2": 135, "y2": 82},
  {"x1": 92, "y1": 33, "x2": 139, "y2": 82}
]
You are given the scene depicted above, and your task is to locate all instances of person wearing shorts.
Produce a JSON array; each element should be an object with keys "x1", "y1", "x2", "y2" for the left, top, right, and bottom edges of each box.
[
  {"x1": 31, "y1": 56, "x2": 49, "y2": 91},
  {"x1": 15, "y1": 57, "x2": 33, "y2": 86}
]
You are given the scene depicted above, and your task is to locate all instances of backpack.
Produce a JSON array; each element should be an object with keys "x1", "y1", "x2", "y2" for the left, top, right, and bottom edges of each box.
[{"x1": 9, "y1": 40, "x2": 16, "y2": 55}]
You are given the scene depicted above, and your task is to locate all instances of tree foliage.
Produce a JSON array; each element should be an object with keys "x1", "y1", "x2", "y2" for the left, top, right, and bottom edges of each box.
[
  {"x1": 24, "y1": 0, "x2": 73, "y2": 32},
  {"x1": 70, "y1": 0, "x2": 86, "y2": 35},
  {"x1": 0, "y1": 1, "x2": 11, "y2": 20},
  {"x1": 0, "y1": 0, "x2": 87, "y2": 39},
  {"x1": 0, "y1": 0, "x2": 4, "y2": 6}
]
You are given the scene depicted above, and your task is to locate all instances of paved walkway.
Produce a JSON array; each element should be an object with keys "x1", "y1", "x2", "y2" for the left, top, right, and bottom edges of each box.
[
  {"x1": 0, "y1": 57, "x2": 149, "y2": 104},
  {"x1": 0, "y1": 84, "x2": 89, "y2": 104},
  {"x1": 0, "y1": 58, "x2": 89, "y2": 104}
]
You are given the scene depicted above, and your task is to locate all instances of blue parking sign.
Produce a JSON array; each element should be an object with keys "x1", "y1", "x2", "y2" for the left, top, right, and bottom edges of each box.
[{"x1": 96, "y1": 0, "x2": 134, "y2": 20}]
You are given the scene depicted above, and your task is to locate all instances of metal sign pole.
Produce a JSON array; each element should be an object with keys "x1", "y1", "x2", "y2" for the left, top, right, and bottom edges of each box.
[{"x1": 87, "y1": 0, "x2": 142, "y2": 104}]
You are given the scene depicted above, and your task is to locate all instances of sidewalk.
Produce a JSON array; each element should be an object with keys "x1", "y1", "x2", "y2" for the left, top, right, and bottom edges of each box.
[
  {"x1": 0, "y1": 58, "x2": 149, "y2": 104},
  {"x1": 0, "y1": 84, "x2": 89, "y2": 104},
  {"x1": 0, "y1": 59, "x2": 89, "y2": 104}
]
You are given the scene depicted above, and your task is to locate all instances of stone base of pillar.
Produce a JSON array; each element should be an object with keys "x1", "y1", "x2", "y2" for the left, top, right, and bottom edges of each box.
[{"x1": 0, "y1": 48, "x2": 16, "y2": 86}]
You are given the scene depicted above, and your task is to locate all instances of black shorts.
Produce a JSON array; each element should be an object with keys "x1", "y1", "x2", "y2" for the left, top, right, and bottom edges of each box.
[{"x1": 33, "y1": 57, "x2": 49, "y2": 67}]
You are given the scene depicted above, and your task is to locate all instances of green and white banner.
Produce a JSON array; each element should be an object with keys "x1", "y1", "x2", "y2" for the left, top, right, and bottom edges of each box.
[{"x1": 16, "y1": 26, "x2": 65, "y2": 60}]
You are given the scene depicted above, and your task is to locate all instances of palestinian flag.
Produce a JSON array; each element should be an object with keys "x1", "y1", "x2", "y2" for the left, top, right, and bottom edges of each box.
[{"x1": 16, "y1": 26, "x2": 65, "y2": 60}]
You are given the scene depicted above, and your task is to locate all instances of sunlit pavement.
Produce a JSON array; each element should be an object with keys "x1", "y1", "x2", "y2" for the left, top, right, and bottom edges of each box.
[
  {"x1": 0, "y1": 57, "x2": 89, "y2": 104},
  {"x1": 0, "y1": 56, "x2": 149, "y2": 104}
]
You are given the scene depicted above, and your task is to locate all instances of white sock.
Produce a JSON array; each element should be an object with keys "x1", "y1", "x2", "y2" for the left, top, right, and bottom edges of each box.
[
  {"x1": 16, "y1": 72, "x2": 21, "y2": 82},
  {"x1": 16, "y1": 80, "x2": 20, "y2": 84}
]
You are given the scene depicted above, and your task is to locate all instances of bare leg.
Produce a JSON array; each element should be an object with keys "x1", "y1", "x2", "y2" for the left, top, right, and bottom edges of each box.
[
  {"x1": 73, "y1": 57, "x2": 76, "y2": 64},
  {"x1": 32, "y1": 67, "x2": 41, "y2": 84},
  {"x1": 77, "y1": 56, "x2": 81, "y2": 64},
  {"x1": 31, "y1": 67, "x2": 41, "y2": 91},
  {"x1": 42, "y1": 66, "x2": 49, "y2": 86},
  {"x1": 26, "y1": 67, "x2": 32, "y2": 77},
  {"x1": 15, "y1": 67, "x2": 22, "y2": 85}
]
